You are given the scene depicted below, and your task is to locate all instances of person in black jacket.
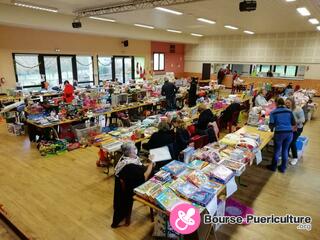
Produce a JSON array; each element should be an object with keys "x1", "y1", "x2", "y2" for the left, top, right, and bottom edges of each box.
[
  {"x1": 196, "y1": 104, "x2": 218, "y2": 143},
  {"x1": 161, "y1": 78, "x2": 178, "y2": 111},
  {"x1": 171, "y1": 118, "x2": 190, "y2": 160},
  {"x1": 143, "y1": 121, "x2": 174, "y2": 151},
  {"x1": 217, "y1": 68, "x2": 225, "y2": 85},
  {"x1": 220, "y1": 102, "x2": 241, "y2": 126},
  {"x1": 188, "y1": 78, "x2": 198, "y2": 107}
]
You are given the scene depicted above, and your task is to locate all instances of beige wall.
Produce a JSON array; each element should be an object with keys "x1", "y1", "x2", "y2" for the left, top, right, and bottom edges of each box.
[
  {"x1": 185, "y1": 32, "x2": 320, "y2": 79},
  {"x1": 0, "y1": 25, "x2": 151, "y2": 88}
]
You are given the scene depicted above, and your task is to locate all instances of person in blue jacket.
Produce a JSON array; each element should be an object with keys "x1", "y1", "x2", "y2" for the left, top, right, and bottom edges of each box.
[{"x1": 268, "y1": 98, "x2": 296, "y2": 173}]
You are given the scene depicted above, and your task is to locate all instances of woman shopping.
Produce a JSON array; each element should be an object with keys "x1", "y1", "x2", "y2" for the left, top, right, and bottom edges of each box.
[
  {"x1": 285, "y1": 98, "x2": 305, "y2": 166},
  {"x1": 111, "y1": 142, "x2": 154, "y2": 228},
  {"x1": 268, "y1": 98, "x2": 296, "y2": 173}
]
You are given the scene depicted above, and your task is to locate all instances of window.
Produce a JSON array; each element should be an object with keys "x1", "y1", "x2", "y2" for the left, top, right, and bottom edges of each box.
[
  {"x1": 114, "y1": 57, "x2": 124, "y2": 83},
  {"x1": 44, "y1": 56, "x2": 59, "y2": 87},
  {"x1": 285, "y1": 66, "x2": 297, "y2": 77},
  {"x1": 76, "y1": 56, "x2": 94, "y2": 83},
  {"x1": 14, "y1": 54, "x2": 41, "y2": 87},
  {"x1": 60, "y1": 56, "x2": 74, "y2": 84},
  {"x1": 98, "y1": 56, "x2": 112, "y2": 82},
  {"x1": 124, "y1": 57, "x2": 132, "y2": 83},
  {"x1": 153, "y1": 53, "x2": 165, "y2": 71},
  {"x1": 274, "y1": 65, "x2": 285, "y2": 76},
  {"x1": 260, "y1": 65, "x2": 271, "y2": 73}
]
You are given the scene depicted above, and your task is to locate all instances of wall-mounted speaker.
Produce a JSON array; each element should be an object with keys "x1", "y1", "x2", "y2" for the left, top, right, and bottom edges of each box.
[
  {"x1": 122, "y1": 40, "x2": 129, "y2": 47},
  {"x1": 169, "y1": 44, "x2": 175, "y2": 53}
]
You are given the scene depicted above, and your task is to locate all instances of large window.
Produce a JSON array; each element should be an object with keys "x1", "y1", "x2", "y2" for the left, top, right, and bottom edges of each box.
[
  {"x1": 98, "y1": 56, "x2": 113, "y2": 82},
  {"x1": 76, "y1": 56, "x2": 94, "y2": 83},
  {"x1": 44, "y1": 56, "x2": 59, "y2": 87},
  {"x1": 134, "y1": 57, "x2": 145, "y2": 79},
  {"x1": 114, "y1": 56, "x2": 134, "y2": 83},
  {"x1": 14, "y1": 54, "x2": 41, "y2": 87},
  {"x1": 153, "y1": 53, "x2": 165, "y2": 71},
  {"x1": 259, "y1": 65, "x2": 271, "y2": 73},
  {"x1": 60, "y1": 56, "x2": 74, "y2": 84},
  {"x1": 286, "y1": 65, "x2": 297, "y2": 77},
  {"x1": 274, "y1": 65, "x2": 285, "y2": 75}
]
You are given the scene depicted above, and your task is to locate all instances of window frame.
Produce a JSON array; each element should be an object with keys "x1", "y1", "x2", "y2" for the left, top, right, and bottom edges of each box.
[
  {"x1": 97, "y1": 55, "x2": 113, "y2": 84},
  {"x1": 75, "y1": 55, "x2": 95, "y2": 84},
  {"x1": 112, "y1": 56, "x2": 134, "y2": 83},
  {"x1": 153, "y1": 52, "x2": 165, "y2": 71}
]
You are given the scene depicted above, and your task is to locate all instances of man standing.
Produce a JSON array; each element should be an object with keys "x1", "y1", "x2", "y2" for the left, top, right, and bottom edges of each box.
[{"x1": 161, "y1": 77, "x2": 178, "y2": 111}]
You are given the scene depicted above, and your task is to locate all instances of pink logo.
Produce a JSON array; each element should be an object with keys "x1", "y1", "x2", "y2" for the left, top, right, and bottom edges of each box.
[{"x1": 169, "y1": 203, "x2": 201, "y2": 235}]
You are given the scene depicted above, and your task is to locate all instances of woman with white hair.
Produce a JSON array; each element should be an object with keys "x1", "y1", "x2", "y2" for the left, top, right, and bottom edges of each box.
[{"x1": 111, "y1": 142, "x2": 154, "y2": 228}]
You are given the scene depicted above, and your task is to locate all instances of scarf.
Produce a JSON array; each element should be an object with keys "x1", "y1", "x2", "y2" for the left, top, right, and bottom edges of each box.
[{"x1": 114, "y1": 156, "x2": 142, "y2": 177}]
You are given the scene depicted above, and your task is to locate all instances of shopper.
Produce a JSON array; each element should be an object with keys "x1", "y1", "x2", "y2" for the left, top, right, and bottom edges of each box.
[
  {"x1": 63, "y1": 80, "x2": 74, "y2": 103},
  {"x1": 161, "y1": 78, "x2": 178, "y2": 111},
  {"x1": 254, "y1": 89, "x2": 268, "y2": 107},
  {"x1": 171, "y1": 117, "x2": 190, "y2": 160},
  {"x1": 268, "y1": 98, "x2": 296, "y2": 173},
  {"x1": 111, "y1": 142, "x2": 154, "y2": 228},
  {"x1": 231, "y1": 71, "x2": 239, "y2": 94},
  {"x1": 217, "y1": 68, "x2": 225, "y2": 85},
  {"x1": 143, "y1": 121, "x2": 174, "y2": 151},
  {"x1": 188, "y1": 78, "x2": 198, "y2": 107},
  {"x1": 196, "y1": 104, "x2": 218, "y2": 143},
  {"x1": 285, "y1": 98, "x2": 305, "y2": 165}
]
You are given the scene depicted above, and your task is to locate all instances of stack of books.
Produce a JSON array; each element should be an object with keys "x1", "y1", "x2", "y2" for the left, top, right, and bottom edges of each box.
[
  {"x1": 161, "y1": 160, "x2": 187, "y2": 177},
  {"x1": 155, "y1": 188, "x2": 188, "y2": 212},
  {"x1": 210, "y1": 165, "x2": 234, "y2": 184}
]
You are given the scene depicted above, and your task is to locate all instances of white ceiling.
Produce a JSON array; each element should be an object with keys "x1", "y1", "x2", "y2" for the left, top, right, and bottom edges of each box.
[{"x1": 0, "y1": 0, "x2": 320, "y2": 42}]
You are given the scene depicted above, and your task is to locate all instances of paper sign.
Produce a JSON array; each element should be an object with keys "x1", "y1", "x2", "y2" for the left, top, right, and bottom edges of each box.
[
  {"x1": 150, "y1": 146, "x2": 172, "y2": 162},
  {"x1": 255, "y1": 149, "x2": 262, "y2": 165},
  {"x1": 206, "y1": 194, "x2": 218, "y2": 216},
  {"x1": 226, "y1": 177, "x2": 237, "y2": 198}
]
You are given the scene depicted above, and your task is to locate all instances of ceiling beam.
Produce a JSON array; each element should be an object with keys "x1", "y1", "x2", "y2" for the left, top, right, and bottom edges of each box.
[{"x1": 75, "y1": 0, "x2": 205, "y2": 17}]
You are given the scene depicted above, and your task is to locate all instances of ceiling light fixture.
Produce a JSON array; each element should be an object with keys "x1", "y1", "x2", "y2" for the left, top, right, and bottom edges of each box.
[
  {"x1": 244, "y1": 30, "x2": 255, "y2": 34},
  {"x1": 309, "y1": 18, "x2": 319, "y2": 25},
  {"x1": 155, "y1": 7, "x2": 183, "y2": 15},
  {"x1": 317, "y1": 26, "x2": 320, "y2": 31},
  {"x1": 134, "y1": 23, "x2": 155, "y2": 29},
  {"x1": 89, "y1": 16, "x2": 116, "y2": 22},
  {"x1": 285, "y1": 0, "x2": 296, "y2": 2},
  {"x1": 167, "y1": 29, "x2": 182, "y2": 33},
  {"x1": 297, "y1": 7, "x2": 311, "y2": 16},
  {"x1": 224, "y1": 25, "x2": 238, "y2": 30},
  {"x1": 13, "y1": 1, "x2": 58, "y2": 12},
  {"x1": 197, "y1": 18, "x2": 216, "y2": 24},
  {"x1": 191, "y1": 33, "x2": 203, "y2": 37}
]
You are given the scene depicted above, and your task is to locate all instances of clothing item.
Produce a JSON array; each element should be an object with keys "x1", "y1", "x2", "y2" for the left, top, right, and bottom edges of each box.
[
  {"x1": 217, "y1": 69, "x2": 225, "y2": 85},
  {"x1": 196, "y1": 127, "x2": 217, "y2": 143},
  {"x1": 197, "y1": 109, "x2": 217, "y2": 131},
  {"x1": 289, "y1": 127, "x2": 303, "y2": 159},
  {"x1": 63, "y1": 84, "x2": 74, "y2": 103},
  {"x1": 271, "y1": 132, "x2": 293, "y2": 172},
  {"x1": 114, "y1": 156, "x2": 142, "y2": 177},
  {"x1": 292, "y1": 107, "x2": 305, "y2": 129},
  {"x1": 269, "y1": 106, "x2": 296, "y2": 132},
  {"x1": 188, "y1": 81, "x2": 197, "y2": 107},
  {"x1": 254, "y1": 95, "x2": 268, "y2": 107},
  {"x1": 220, "y1": 103, "x2": 241, "y2": 125},
  {"x1": 143, "y1": 130, "x2": 174, "y2": 150},
  {"x1": 165, "y1": 96, "x2": 176, "y2": 111},
  {"x1": 112, "y1": 164, "x2": 146, "y2": 228}
]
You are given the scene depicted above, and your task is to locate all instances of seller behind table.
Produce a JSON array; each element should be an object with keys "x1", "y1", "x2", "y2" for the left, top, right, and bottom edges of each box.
[
  {"x1": 161, "y1": 77, "x2": 179, "y2": 111},
  {"x1": 111, "y1": 142, "x2": 154, "y2": 228},
  {"x1": 268, "y1": 98, "x2": 296, "y2": 173},
  {"x1": 196, "y1": 103, "x2": 218, "y2": 143},
  {"x1": 255, "y1": 89, "x2": 268, "y2": 107},
  {"x1": 63, "y1": 80, "x2": 74, "y2": 103}
]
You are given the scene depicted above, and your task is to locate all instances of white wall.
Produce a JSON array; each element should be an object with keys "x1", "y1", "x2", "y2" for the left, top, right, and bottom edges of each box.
[{"x1": 185, "y1": 32, "x2": 320, "y2": 79}]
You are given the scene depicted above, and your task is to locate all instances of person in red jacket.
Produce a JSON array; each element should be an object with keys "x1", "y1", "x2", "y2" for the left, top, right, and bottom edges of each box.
[{"x1": 63, "y1": 80, "x2": 74, "y2": 103}]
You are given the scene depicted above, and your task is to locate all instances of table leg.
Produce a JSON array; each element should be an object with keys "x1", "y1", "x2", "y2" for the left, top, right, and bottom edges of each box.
[{"x1": 237, "y1": 176, "x2": 248, "y2": 187}]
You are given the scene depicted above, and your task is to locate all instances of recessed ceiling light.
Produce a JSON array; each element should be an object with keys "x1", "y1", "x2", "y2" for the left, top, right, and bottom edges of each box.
[
  {"x1": 89, "y1": 16, "x2": 116, "y2": 22},
  {"x1": 224, "y1": 25, "x2": 238, "y2": 30},
  {"x1": 191, "y1": 33, "x2": 203, "y2": 37},
  {"x1": 309, "y1": 18, "x2": 319, "y2": 25},
  {"x1": 197, "y1": 18, "x2": 216, "y2": 24},
  {"x1": 155, "y1": 7, "x2": 183, "y2": 15},
  {"x1": 134, "y1": 23, "x2": 154, "y2": 29},
  {"x1": 286, "y1": 0, "x2": 296, "y2": 2},
  {"x1": 297, "y1": 7, "x2": 311, "y2": 16},
  {"x1": 167, "y1": 29, "x2": 182, "y2": 33},
  {"x1": 244, "y1": 30, "x2": 255, "y2": 35},
  {"x1": 14, "y1": 1, "x2": 58, "y2": 12},
  {"x1": 317, "y1": 26, "x2": 320, "y2": 31}
]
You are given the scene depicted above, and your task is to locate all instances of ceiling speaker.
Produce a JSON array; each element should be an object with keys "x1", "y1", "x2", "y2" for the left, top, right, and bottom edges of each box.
[{"x1": 122, "y1": 40, "x2": 129, "y2": 47}]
